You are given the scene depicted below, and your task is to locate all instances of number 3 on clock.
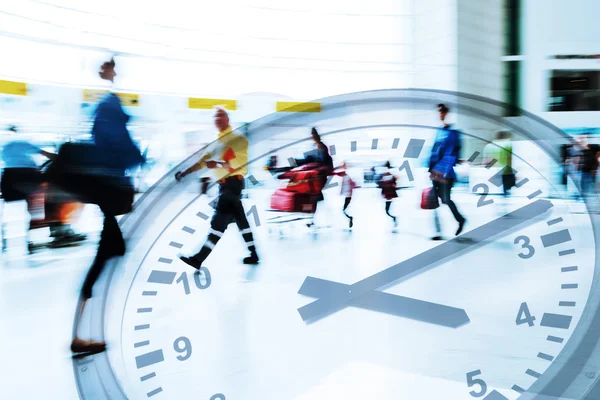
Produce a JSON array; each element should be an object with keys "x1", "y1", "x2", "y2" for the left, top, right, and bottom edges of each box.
[{"x1": 514, "y1": 235, "x2": 535, "y2": 259}]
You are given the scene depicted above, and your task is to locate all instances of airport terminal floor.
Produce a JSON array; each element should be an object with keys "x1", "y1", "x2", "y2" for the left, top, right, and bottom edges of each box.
[{"x1": 1, "y1": 185, "x2": 598, "y2": 400}]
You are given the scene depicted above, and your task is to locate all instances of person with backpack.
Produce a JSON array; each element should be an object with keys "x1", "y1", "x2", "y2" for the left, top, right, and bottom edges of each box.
[{"x1": 428, "y1": 104, "x2": 466, "y2": 240}]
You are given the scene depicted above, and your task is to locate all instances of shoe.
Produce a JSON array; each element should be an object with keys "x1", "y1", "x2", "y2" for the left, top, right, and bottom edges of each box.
[
  {"x1": 431, "y1": 236, "x2": 443, "y2": 241},
  {"x1": 71, "y1": 338, "x2": 106, "y2": 354},
  {"x1": 243, "y1": 252, "x2": 259, "y2": 265},
  {"x1": 49, "y1": 234, "x2": 88, "y2": 248},
  {"x1": 349, "y1": 217, "x2": 354, "y2": 229},
  {"x1": 456, "y1": 219, "x2": 466, "y2": 236},
  {"x1": 180, "y1": 256, "x2": 202, "y2": 270}
]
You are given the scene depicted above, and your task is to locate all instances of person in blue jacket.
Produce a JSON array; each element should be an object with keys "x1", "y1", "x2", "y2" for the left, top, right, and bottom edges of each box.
[
  {"x1": 428, "y1": 104, "x2": 466, "y2": 240},
  {"x1": 67, "y1": 58, "x2": 144, "y2": 356}
]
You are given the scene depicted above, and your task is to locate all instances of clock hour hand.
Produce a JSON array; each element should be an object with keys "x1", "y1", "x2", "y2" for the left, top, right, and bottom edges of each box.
[
  {"x1": 299, "y1": 277, "x2": 470, "y2": 328},
  {"x1": 297, "y1": 199, "x2": 553, "y2": 322}
]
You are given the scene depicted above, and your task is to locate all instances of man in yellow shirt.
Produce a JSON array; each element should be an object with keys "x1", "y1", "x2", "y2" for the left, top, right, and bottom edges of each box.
[{"x1": 175, "y1": 107, "x2": 259, "y2": 268}]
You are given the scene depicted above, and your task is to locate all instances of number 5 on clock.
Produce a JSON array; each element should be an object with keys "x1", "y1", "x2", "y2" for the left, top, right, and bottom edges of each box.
[{"x1": 466, "y1": 369, "x2": 487, "y2": 397}]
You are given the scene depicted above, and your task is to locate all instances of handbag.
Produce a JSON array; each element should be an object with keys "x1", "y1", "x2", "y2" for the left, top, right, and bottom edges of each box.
[
  {"x1": 420, "y1": 186, "x2": 439, "y2": 210},
  {"x1": 46, "y1": 142, "x2": 135, "y2": 216}
]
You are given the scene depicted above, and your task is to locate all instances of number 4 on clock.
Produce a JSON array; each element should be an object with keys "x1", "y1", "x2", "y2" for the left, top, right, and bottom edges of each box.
[{"x1": 516, "y1": 302, "x2": 536, "y2": 327}]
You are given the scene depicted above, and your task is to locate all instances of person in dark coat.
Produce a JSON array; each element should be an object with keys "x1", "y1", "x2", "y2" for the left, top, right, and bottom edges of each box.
[
  {"x1": 64, "y1": 58, "x2": 144, "y2": 355},
  {"x1": 379, "y1": 161, "x2": 398, "y2": 227}
]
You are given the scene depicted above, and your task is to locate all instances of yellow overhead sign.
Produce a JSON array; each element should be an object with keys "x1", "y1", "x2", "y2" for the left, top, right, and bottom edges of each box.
[
  {"x1": 83, "y1": 89, "x2": 107, "y2": 103},
  {"x1": 0, "y1": 80, "x2": 27, "y2": 96},
  {"x1": 276, "y1": 101, "x2": 321, "y2": 113},
  {"x1": 83, "y1": 89, "x2": 140, "y2": 106},
  {"x1": 116, "y1": 92, "x2": 140, "y2": 107},
  {"x1": 188, "y1": 98, "x2": 237, "y2": 110}
]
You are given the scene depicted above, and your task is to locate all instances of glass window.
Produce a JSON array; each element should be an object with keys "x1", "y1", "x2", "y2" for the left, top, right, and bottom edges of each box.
[{"x1": 549, "y1": 70, "x2": 600, "y2": 112}]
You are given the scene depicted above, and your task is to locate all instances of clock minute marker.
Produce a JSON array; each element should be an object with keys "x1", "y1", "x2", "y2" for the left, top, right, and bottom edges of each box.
[
  {"x1": 538, "y1": 352, "x2": 555, "y2": 362},
  {"x1": 559, "y1": 249, "x2": 576, "y2": 256},
  {"x1": 559, "y1": 301, "x2": 576, "y2": 307},
  {"x1": 547, "y1": 336, "x2": 564, "y2": 343},
  {"x1": 526, "y1": 369, "x2": 542, "y2": 379},
  {"x1": 147, "y1": 387, "x2": 163, "y2": 397},
  {"x1": 140, "y1": 372, "x2": 156, "y2": 382},
  {"x1": 512, "y1": 385, "x2": 525, "y2": 394}
]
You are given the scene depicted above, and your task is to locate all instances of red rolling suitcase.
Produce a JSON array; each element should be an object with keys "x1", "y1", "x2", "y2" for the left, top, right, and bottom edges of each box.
[
  {"x1": 270, "y1": 189, "x2": 316, "y2": 213},
  {"x1": 285, "y1": 170, "x2": 321, "y2": 194}
]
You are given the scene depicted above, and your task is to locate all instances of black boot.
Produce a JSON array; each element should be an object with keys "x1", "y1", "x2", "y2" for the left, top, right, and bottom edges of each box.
[
  {"x1": 180, "y1": 256, "x2": 202, "y2": 270},
  {"x1": 243, "y1": 251, "x2": 259, "y2": 265},
  {"x1": 455, "y1": 218, "x2": 466, "y2": 236}
]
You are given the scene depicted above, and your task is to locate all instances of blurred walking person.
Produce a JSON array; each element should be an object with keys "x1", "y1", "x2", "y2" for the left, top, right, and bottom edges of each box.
[
  {"x1": 0, "y1": 127, "x2": 85, "y2": 248},
  {"x1": 334, "y1": 162, "x2": 356, "y2": 228},
  {"x1": 296, "y1": 127, "x2": 334, "y2": 228},
  {"x1": 576, "y1": 134, "x2": 600, "y2": 212},
  {"x1": 49, "y1": 59, "x2": 144, "y2": 355},
  {"x1": 176, "y1": 107, "x2": 259, "y2": 269},
  {"x1": 379, "y1": 161, "x2": 398, "y2": 228},
  {"x1": 1, "y1": 126, "x2": 54, "y2": 230},
  {"x1": 428, "y1": 104, "x2": 466, "y2": 240},
  {"x1": 483, "y1": 131, "x2": 515, "y2": 214}
]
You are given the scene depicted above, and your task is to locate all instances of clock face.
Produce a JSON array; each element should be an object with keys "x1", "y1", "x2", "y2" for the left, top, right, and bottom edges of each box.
[{"x1": 72, "y1": 90, "x2": 600, "y2": 400}]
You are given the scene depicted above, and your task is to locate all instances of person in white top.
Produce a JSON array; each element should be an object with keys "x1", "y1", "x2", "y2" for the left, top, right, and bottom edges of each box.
[{"x1": 334, "y1": 162, "x2": 356, "y2": 228}]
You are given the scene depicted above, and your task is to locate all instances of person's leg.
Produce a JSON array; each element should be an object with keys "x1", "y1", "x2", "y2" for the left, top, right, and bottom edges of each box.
[
  {"x1": 581, "y1": 172, "x2": 598, "y2": 212},
  {"x1": 80, "y1": 215, "x2": 122, "y2": 298},
  {"x1": 231, "y1": 195, "x2": 259, "y2": 264},
  {"x1": 502, "y1": 175, "x2": 509, "y2": 197},
  {"x1": 44, "y1": 184, "x2": 85, "y2": 240},
  {"x1": 385, "y1": 200, "x2": 397, "y2": 226},
  {"x1": 181, "y1": 183, "x2": 233, "y2": 269},
  {"x1": 72, "y1": 213, "x2": 121, "y2": 353},
  {"x1": 343, "y1": 197, "x2": 352, "y2": 215},
  {"x1": 432, "y1": 181, "x2": 443, "y2": 239},
  {"x1": 307, "y1": 190, "x2": 325, "y2": 228},
  {"x1": 342, "y1": 197, "x2": 353, "y2": 227},
  {"x1": 44, "y1": 183, "x2": 62, "y2": 237},
  {"x1": 501, "y1": 174, "x2": 513, "y2": 215},
  {"x1": 385, "y1": 200, "x2": 393, "y2": 218},
  {"x1": 439, "y1": 181, "x2": 465, "y2": 235}
]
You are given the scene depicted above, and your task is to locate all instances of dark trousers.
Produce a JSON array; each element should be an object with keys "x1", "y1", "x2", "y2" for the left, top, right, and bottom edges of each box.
[
  {"x1": 433, "y1": 179, "x2": 464, "y2": 224},
  {"x1": 343, "y1": 197, "x2": 352, "y2": 218},
  {"x1": 385, "y1": 200, "x2": 395, "y2": 220},
  {"x1": 81, "y1": 214, "x2": 124, "y2": 298},
  {"x1": 191, "y1": 177, "x2": 256, "y2": 263},
  {"x1": 581, "y1": 172, "x2": 596, "y2": 198},
  {"x1": 51, "y1": 173, "x2": 128, "y2": 299},
  {"x1": 502, "y1": 174, "x2": 516, "y2": 196}
]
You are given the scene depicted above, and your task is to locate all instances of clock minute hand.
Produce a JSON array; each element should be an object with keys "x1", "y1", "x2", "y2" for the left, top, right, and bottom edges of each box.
[
  {"x1": 300, "y1": 277, "x2": 470, "y2": 328},
  {"x1": 297, "y1": 199, "x2": 553, "y2": 322}
]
